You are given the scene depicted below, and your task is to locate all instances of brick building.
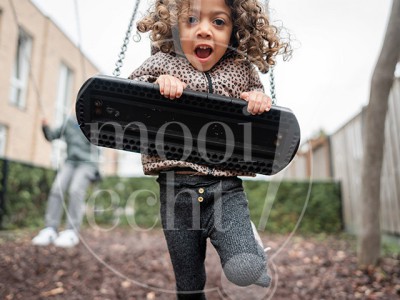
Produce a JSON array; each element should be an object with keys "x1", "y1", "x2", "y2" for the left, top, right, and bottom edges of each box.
[{"x1": 0, "y1": 0, "x2": 121, "y2": 174}]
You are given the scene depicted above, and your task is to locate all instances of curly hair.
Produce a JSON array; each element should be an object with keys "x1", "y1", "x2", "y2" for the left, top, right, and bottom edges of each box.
[{"x1": 137, "y1": 0, "x2": 290, "y2": 73}]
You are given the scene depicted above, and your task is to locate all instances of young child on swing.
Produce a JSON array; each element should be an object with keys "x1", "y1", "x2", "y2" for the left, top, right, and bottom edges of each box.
[{"x1": 129, "y1": 0, "x2": 289, "y2": 298}]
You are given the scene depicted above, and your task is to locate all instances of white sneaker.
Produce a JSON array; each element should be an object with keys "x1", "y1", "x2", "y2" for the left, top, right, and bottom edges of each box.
[
  {"x1": 32, "y1": 227, "x2": 58, "y2": 246},
  {"x1": 251, "y1": 222, "x2": 271, "y2": 253},
  {"x1": 54, "y1": 229, "x2": 79, "y2": 248},
  {"x1": 251, "y1": 222, "x2": 263, "y2": 247}
]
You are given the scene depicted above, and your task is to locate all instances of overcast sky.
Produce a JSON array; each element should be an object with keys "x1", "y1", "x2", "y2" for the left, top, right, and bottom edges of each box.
[{"x1": 30, "y1": 0, "x2": 393, "y2": 141}]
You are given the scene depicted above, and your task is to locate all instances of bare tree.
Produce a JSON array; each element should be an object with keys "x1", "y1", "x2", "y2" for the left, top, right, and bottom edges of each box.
[{"x1": 358, "y1": 0, "x2": 400, "y2": 266}]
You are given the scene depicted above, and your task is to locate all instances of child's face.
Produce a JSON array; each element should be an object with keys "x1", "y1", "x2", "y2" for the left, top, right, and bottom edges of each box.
[{"x1": 178, "y1": 0, "x2": 233, "y2": 72}]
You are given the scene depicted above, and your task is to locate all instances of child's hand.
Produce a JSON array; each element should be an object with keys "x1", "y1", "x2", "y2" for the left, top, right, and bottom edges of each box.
[
  {"x1": 156, "y1": 75, "x2": 187, "y2": 100},
  {"x1": 240, "y1": 91, "x2": 272, "y2": 115}
]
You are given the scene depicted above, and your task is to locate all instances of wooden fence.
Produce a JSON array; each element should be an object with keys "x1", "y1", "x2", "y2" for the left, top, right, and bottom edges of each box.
[
  {"x1": 380, "y1": 79, "x2": 400, "y2": 235},
  {"x1": 285, "y1": 78, "x2": 400, "y2": 235}
]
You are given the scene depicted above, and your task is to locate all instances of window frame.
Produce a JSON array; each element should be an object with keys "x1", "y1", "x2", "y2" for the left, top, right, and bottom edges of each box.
[
  {"x1": 9, "y1": 27, "x2": 33, "y2": 109},
  {"x1": 0, "y1": 124, "x2": 8, "y2": 158},
  {"x1": 51, "y1": 62, "x2": 75, "y2": 168}
]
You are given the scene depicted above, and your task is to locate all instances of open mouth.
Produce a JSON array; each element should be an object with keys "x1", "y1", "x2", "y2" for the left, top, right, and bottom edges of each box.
[{"x1": 195, "y1": 45, "x2": 213, "y2": 59}]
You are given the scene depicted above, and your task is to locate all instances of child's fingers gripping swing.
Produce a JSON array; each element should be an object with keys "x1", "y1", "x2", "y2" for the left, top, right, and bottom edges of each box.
[
  {"x1": 240, "y1": 91, "x2": 272, "y2": 115},
  {"x1": 156, "y1": 75, "x2": 187, "y2": 100}
]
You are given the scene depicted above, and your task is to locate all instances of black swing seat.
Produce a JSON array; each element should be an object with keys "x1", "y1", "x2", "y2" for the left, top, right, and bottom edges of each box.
[{"x1": 76, "y1": 75, "x2": 300, "y2": 175}]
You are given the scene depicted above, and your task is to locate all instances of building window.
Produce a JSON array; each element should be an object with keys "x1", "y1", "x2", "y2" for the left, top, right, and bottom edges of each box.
[
  {"x1": 51, "y1": 63, "x2": 74, "y2": 167},
  {"x1": 0, "y1": 124, "x2": 7, "y2": 157},
  {"x1": 55, "y1": 63, "x2": 74, "y2": 126},
  {"x1": 9, "y1": 28, "x2": 32, "y2": 109}
]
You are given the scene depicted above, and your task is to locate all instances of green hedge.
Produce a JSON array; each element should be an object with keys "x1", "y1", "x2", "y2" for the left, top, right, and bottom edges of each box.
[
  {"x1": 0, "y1": 160, "x2": 342, "y2": 233},
  {"x1": 85, "y1": 176, "x2": 160, "y2": 230},
  {"x1": 245, "y1": 180, "x2": 342, "y2": 233},
  {"x1": 0, "y1": 159, "x2": 55, "y2": 229}
]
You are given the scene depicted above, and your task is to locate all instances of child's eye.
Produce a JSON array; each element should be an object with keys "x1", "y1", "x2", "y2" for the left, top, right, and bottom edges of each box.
[
  {"x1": 213, "y1": 19, "x2": 226, "y2": 26},
  {"x1": 188, "y1": 16, "x2": 198, "y2": 24}
]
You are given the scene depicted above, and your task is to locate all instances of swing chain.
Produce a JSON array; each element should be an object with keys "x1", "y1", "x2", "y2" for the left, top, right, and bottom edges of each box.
[
  {"x1": 269, "y1": 67, "x2": 277, "y2": 105},
  {"x1": 264, "y1": 0, "x2": 277, "y2": 105},
  {"x1": 113, "y1": 0, "x2": 141, "y2": 77}
]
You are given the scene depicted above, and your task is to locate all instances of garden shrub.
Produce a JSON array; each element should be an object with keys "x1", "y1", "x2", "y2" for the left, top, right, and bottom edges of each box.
[
  {"x1": 0, "y1": 159, "x2": 55, "y2": 229},
  {"x1": 0, "y1": 159, "x2": 342, "y2": 234},
  {"x1": 245, "y1": 180, "x2": 342, "y2": 234}
]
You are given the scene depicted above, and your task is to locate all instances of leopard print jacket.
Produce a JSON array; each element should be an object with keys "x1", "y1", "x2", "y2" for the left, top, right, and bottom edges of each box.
[{"x1": 129, "y1": 51, "x2": 264, "y2": 177}]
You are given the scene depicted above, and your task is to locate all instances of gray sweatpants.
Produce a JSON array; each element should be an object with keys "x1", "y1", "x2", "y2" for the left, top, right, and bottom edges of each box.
[
  {"x1": 45, "y1": 162, "x2": 95, "y2": 231},
  {"x1": 157, "y1": 172, "x2": 270, "y2": 300}
]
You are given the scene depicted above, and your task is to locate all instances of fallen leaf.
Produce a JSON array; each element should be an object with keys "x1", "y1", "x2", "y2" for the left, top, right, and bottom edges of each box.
[
  {"x1": 40, "y1": 287, "x2": 64, "y2": 297},
  {"x1": 146, "y1": 291, "x2": 156, "y2": 299}
]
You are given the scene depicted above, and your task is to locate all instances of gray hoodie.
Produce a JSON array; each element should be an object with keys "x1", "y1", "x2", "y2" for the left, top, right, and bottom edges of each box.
[{"x1": 42, "y1": 117, "x2": 99, "y2": 170}]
